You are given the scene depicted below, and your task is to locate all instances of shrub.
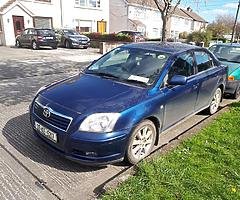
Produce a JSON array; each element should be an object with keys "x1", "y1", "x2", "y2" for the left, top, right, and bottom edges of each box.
[{"x1": 187, "y1": 31, "x2": 212, "y2": 47}]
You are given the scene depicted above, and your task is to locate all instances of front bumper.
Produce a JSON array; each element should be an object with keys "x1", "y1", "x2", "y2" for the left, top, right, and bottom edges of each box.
[
  {"x1": 71, "y1": 41, "x2": 90, "y2": 48},
  {"x1": 225, "y1": 80, "x2": 240, "y2": 94},
  {"x1": 30, "y1": 112, "x2": 130, "y2": 166}
]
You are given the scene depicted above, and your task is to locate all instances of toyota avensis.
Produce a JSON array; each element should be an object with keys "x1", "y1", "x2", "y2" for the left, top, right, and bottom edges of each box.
[{"x1": 30, "y1": 43, "x2": 227, "y2": 165}]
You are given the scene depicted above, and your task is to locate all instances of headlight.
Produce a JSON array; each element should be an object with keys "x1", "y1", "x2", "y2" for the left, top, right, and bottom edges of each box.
[
  {"x1": 36, "y1": 86, "x2": 46, "y2": 95},
  {"x1": 79, "y1": 113, "x2": 120, "y2": 133}
]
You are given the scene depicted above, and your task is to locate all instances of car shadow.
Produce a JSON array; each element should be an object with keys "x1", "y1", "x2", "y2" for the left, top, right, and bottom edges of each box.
[{"x1": 2, "y1": 113, "x2": 104, "y2": 172}]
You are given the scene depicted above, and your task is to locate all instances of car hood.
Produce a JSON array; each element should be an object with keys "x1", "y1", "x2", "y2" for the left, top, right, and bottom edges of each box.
[
  {"x1": 221, "y1": 61, "x2": 240, "y2": 75},
  {"x1": 40, "y1": 74, "x2": 147, "y2": 114},
  {"x1": 69, "y1": 35, "x2": 88, "y2": 40}
]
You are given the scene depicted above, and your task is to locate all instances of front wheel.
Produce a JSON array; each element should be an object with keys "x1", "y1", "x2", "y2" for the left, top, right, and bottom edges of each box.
[
  {"x1": 207, "y1": 87, "x2": 222, "y2": 115},
  {"x1": 125, "y1": 120, "x2": 156, "y2": 165},
  {"x1": 233, "y1": 86, "x2": 240, "y2": 99},
  {"x1": 15, "y1": 40, "x2": 21, "y2": 48},
  {"x1": 65, "y1": 40, "x2": 71, "y2": 48}
]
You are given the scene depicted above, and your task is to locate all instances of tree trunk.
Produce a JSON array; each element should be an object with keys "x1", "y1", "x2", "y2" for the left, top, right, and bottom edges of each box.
[{"x1": 161, "y1": 15, "x2": 168, "y2": 42}]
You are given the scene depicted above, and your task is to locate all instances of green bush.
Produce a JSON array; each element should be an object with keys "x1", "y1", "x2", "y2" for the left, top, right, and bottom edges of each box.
[{"x1": 187, "y1": 31, "x2": 212, "y2": 47}]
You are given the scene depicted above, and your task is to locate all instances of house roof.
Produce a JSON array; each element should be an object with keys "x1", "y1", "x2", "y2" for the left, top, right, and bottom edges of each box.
[
  {"x1": 0, "y1": 0, "x2": 33, "y2": 16},
  {"x1": 125, "y1": 0, "x2": 205, "y2": 21},
  {"x1": 181, "y1": 8, "x2": 207, "y2": 23},
  {"x1": 0, "y1": 0, "x2": 16, "y2": 13}
]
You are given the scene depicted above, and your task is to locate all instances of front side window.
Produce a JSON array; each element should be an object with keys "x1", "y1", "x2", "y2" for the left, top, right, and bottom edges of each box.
[
  {"x1": 195, "y1": 51, "x2": 213, "y2": 73},
  {"x1": 86, "y1": 47, "x2": 170, "y2": 86},
  {"x1": 167, "y1": 53, "x2": 194, "y2": 82}
]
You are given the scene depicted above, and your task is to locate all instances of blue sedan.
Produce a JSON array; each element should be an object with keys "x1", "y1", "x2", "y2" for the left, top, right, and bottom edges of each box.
[{"x1": 30, "y1": 43, "x2": 227, "y2": 165}]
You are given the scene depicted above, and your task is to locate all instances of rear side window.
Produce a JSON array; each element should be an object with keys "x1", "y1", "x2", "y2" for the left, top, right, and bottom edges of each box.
[{"x1": 195, "y1": 51, "x2": 213, "y2": 73}]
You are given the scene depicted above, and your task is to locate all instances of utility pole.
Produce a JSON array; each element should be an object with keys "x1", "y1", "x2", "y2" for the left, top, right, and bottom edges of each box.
[{"x1": 231, "y1": 0, "x2": 240, "y2": 44}]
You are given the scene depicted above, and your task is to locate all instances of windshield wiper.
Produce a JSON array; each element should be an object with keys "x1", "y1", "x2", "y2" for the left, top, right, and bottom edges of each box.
[
  {"x1": 85, "y1": 71, "x2": 120, "y2": 79},
  {"x1": 123, "y1": 79, "x2": 149, "y2": 87}
]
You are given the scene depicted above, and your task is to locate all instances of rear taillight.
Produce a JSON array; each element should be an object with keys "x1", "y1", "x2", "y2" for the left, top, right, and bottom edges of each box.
[
  {"x1": 228, "y1": 75, "x2": 235, "y2": 81},
  {"x1": 37, "y1": 36, "x2": 44, "y2": 41}
]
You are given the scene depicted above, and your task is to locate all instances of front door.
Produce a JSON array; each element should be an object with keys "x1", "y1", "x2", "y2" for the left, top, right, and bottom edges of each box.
[
  {"x1": 12, "y1": 16, "x2": 24, "y2": 37},
  {"x1": 161, "y1": 52, "x2": 199, "y2": 130},
  {"x1": 97, "y1": 21, "x2": 106, "y2": 34}
]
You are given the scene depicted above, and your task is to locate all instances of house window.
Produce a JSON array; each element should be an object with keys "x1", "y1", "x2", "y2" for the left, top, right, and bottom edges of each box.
[
  {"x1": 75, "y1": 19, "x2": 92, "y2": 33},
  {"x1": 34, "y1": 17, "x2": 52, "y2": 29},
  {"x1": 75, "y1": 0, "x2": 100, "y2": 8}
]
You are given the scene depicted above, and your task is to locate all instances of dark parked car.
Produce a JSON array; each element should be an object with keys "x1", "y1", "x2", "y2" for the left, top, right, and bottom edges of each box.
[
  {"x1": 117, "y1": 31, "x2": 145, "y2": 42},
  {"x1": 16, "y1": 28, "x2": 58, "y2": 50},
  {"x1": 209, "y1": 43, "x2": 240, "y2": 99},
  {"x1": 55, "y1": 29, "x2": 90, "y2": 49},
  {"x1": 30, "y1": 43, "x2": 227, "y2": 165}
]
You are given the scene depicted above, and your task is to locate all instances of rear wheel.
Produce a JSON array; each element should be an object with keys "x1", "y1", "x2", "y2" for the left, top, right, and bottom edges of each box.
[
  {"x1": 16, "y1": 40, "x2": 21, "y2": 48},
  {"x1": 207, "y1": 87, "x2": 222, "y2": 115},
  {"x1": 32, "y1": 41, "x2": 38, "y2": 50},
  {"x1": 52, "y1": 45, "x2": 58, "y2": 49},
  {"x1": 125, "y1": 120, "x2": 156, "y2": 165}
]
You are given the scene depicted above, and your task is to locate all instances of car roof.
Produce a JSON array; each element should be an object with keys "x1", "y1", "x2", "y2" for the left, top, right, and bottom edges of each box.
[
  {"x1": 211, "y1": 43, "x2": 240, "y2": 47},
  {"x1": 122, "y1": 42, "x2": 202, "y2": 54}
]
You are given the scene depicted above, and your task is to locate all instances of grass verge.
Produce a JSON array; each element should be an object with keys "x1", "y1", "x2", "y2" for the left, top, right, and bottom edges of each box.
[{"x1": 103, "y1": 103, "x2": 240, "y2": 200}]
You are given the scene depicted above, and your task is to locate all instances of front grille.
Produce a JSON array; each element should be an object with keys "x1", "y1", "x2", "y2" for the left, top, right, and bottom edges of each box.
[{"x1": 33, "y1": 101, "x2": 72, "y2": 132}]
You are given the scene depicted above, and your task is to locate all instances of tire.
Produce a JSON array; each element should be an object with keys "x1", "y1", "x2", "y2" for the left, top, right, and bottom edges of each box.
[
  {"x1": 125, "y1": 120, "x2": 156, "y2": 165},
  {"x1": 15, "y1": 40, "x2": 21, "y2": 48},
  {"x1": 207, "y1": 87, "x2": 222, "y2": 115},
  {"x1": 32, "y1": 41, "x2": 38, "y2": 50},
  {"x1": 65, "y1": 40, "x2": 71, "y2": 48},
  {"x1": 233, "y1": 86, "x2": 240, "y2": 99},
  {"x1": 52, "y1": 45, "x2": 58, "y2": 49}
]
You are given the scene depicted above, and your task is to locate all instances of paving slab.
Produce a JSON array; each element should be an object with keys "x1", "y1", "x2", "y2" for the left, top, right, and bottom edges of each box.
[{"x1": 0, "y1": 146, "x2": 57, "y2": 200}]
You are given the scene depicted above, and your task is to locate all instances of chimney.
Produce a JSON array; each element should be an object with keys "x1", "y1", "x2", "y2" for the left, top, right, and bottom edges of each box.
[{"x1": 187, "y1": 7, "x2": 192, "y2": 12}]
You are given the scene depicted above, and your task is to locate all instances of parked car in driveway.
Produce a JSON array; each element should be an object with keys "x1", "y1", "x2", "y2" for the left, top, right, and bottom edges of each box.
[
  {"x1": 29, "y1": 42, "x2": 227, "y2": 165},
  {"x1": 117, "y1": 31, "x2": 145, "y2": 42},
  {"x1": 55, "y1": 29, "x2": 90, "y2": 49},
  {"x1": 16, "y1": 28, "x2": 58, "y2": 50},
  {"x1": 209, "y1": 43, "x2": 240, "y2": 99}
]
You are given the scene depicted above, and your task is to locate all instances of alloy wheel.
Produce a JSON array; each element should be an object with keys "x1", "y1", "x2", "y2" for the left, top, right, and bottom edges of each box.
[
  {"x1": 209, "y1": 88, "x2": 222, "y2": 114},
  {"x1": 126, "y1": 120, "x2": 156, "y2": 164}
]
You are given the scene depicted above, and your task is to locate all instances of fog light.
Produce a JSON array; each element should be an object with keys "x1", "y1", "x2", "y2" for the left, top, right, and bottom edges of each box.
[{"x1": 85, "y1": 152, "x2": 97, "y2": 157}]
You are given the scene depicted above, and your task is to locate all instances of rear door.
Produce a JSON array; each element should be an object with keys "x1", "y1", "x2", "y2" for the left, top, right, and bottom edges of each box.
[
  {"x1": 161, "y1": 52, "x2": 199, "y2": 129},
  {"x1": 194, "y1": 50, "x2": 220, "y2": 110},
  {"x1": 20, "y1": 29, "x2": 29, "y2": 45}
]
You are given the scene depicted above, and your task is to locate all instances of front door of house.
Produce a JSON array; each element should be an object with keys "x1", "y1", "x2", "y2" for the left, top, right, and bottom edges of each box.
[
  {"x1": 97, "y1": 21, "x2": 106, "y2": 34},
  {"x1": 12, "y1": 16, "x2": 24, "y2": 36}
]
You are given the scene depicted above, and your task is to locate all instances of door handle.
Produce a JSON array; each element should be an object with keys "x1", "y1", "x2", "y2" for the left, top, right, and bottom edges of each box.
[{"x1": 193, "y1": 83, "x2": 199, "y2": 90}]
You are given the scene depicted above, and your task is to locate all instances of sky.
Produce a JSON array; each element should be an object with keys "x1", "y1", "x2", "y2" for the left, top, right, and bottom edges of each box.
[
  {"x1": 0, "y1": 0, "x2": 238, "y2": 23},
  {"x1": 181, "y1": 0, "x2": 239, "y2": 22}
]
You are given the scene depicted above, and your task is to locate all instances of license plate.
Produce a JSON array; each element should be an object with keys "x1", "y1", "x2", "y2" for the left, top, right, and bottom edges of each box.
[
  {"x1": 35, "y1": 122, "x2": 57, "y2": 143},
  {"x1": 45, "y1": 36, "x2": 53, "y2": 39}
]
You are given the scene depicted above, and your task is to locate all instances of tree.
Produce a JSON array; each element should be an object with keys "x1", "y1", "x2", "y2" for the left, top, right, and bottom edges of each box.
[{"x1": 142, "y1": 0, "x2": 205, "y2": 42}]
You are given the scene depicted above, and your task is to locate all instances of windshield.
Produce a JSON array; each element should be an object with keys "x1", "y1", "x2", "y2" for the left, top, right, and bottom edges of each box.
[
  {"x1": 63, "y1": 30, "x2": 80, "y2": 36},
  {"x1": 209, "y1": 45, "x2": 240, "y2": 63},
  {"x1": 85, "y1": 47, "x2": 170, "y2": 86}
]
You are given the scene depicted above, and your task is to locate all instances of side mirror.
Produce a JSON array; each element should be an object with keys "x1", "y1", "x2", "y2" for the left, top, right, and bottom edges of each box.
[{"x1": 169, "y1": 75, "x2": 187, "y2": 85}]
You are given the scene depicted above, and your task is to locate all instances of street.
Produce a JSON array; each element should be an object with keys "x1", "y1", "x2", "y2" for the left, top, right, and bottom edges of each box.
[{"x1": 0, "y1": 46, "x2": 237, "y2": 200}]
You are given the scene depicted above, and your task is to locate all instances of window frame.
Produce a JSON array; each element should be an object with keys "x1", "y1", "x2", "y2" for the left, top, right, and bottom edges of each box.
[{"x1": 75, "y1": 0, "x2": 100, "y2": 8}]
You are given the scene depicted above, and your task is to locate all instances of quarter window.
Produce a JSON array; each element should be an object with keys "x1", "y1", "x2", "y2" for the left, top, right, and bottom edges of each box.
[{"x1": 195, "y1": 51, "x2": 213, "y2": 73}]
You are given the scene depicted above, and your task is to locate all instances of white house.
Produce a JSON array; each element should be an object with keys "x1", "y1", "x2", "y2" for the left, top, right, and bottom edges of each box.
[
  {"x1": 110, "y1": 0, "x2": 163, "y2": 39},
  {"x1": 109, "y1": 0, "x2": 207, "y2": 40},
  {"x1": 0, "y1": 0, "x2": 109, "y2": 46}
]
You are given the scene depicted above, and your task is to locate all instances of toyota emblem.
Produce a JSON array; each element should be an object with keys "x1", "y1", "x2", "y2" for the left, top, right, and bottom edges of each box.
[{"x1": 43, "y1": 107, "x2": 51, "y2": 118}]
